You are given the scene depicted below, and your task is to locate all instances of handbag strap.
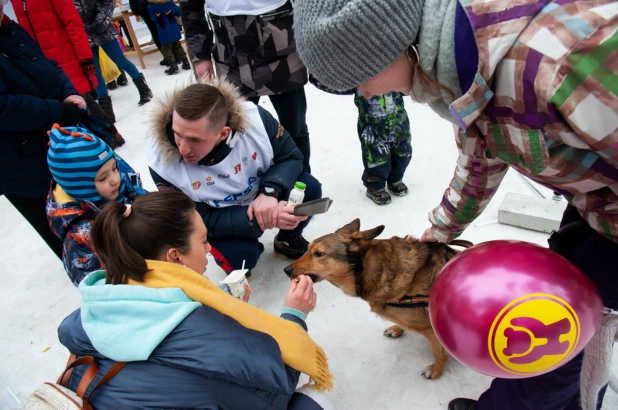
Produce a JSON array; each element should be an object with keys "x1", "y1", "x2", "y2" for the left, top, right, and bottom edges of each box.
[
  {"x1": 84, "y1": 362, "x2": 127, "y2": 400},
  {"x1": 56, "y1": 354, "x2": 127, "y2": 409}
]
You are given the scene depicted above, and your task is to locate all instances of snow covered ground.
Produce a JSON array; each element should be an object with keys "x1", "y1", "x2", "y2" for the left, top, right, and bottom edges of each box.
[{"x1": 1, "y1": 50, "x2": 616, "y2": 409}]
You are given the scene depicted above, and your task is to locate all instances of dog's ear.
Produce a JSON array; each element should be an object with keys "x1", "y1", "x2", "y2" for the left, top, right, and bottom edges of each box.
[
  {"x1": 351, "y1": 225, "x2": 385, "y2": 241},
  {"x1": 336, "y1": 218, "x2": 361, "y2": 235}
]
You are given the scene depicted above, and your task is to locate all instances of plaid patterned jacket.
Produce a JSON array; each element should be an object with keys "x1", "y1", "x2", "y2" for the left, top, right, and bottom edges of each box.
[{"x1": 431, "y1": 0, "x2": 618, "y2": 243}]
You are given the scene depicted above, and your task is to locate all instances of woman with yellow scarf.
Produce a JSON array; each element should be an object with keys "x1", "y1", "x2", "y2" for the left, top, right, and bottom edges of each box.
[{"x1": 57, "y1": 190, "x2": 333, "y2": 409}]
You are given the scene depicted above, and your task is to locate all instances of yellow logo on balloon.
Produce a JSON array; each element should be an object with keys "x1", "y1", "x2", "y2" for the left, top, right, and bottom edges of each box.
[{"x1": 488, "y1": 293, "x2": 580, "y2": 374}]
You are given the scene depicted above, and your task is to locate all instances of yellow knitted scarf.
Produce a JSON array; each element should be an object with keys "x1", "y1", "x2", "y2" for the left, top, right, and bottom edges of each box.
[{"x1": 128, "y1": 260, "x2": 334, "y2": 392}]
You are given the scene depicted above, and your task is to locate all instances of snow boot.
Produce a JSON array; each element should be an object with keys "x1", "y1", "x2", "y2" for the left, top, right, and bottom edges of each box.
[
  {"x1": 107, "y1": 80, "x2": 117, "y2": 90},
  {"x1": 97, "y1": 96, "x2": 116, "y2": 124},
  {"x1": 133, "y1": 73, "x2": 153, "y2": 106},
  {"x1": 448, "y1": 399, "x2": 478, "y2": 410},
  {"x1": 181, "y1": 58, "x2": 191, "y2": 70},
  {"x1": 387, "y1": 180, "x2": 409, "y2": 197},
  {"x1": 165, "y1": 63, "x2": 180, "y2": 75},
  {"x1": 274, "y1": 235, "x2": 309, "y2": 260},
  {"x1": 116, "y1": 71, "x2": 128, "y2": 86},
  {"x1": 366, "y1": 188, "x2": 391, "y2": 205}
]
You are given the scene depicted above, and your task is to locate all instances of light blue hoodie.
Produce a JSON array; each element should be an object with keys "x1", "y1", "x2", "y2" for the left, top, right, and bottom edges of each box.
[{"x1": 78, "y1": 271, "x2": 202, "y2": 361}]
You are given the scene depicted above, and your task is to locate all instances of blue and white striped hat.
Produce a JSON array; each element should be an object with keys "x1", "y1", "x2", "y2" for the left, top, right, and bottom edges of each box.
[{"x1": 47, "y1": 124, "x2": 115, "y2": 202}]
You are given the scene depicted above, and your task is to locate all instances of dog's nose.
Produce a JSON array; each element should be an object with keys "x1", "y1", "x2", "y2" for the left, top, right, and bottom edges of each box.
[{"x1": 283, "y1": 265, "x2": 293, "y2": 277}]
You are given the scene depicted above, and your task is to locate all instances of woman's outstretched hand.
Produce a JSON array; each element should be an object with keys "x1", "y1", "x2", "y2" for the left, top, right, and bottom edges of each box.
[{"x1": 283, "y1": 275, "x2": 316, "y2": 315}]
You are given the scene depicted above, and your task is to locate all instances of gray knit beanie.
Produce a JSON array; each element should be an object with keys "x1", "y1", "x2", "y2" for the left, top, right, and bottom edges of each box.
[{"x1": 294, "y1": 0, "x2": 424, "y2": 91}]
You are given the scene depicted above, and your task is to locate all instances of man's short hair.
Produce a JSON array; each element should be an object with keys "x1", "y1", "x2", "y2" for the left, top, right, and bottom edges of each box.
[{"x1": 174, "y1": 84, "x2": 229, "y2": 131}]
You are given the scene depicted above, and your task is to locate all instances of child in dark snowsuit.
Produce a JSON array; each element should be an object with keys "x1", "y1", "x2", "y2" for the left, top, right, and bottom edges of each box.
[
  {"x1": 148, "y1": 0, "x2": 189, "y2": 75},
  {"x1": 309, "y1": 75, "x2": 413, "y2": 205}
]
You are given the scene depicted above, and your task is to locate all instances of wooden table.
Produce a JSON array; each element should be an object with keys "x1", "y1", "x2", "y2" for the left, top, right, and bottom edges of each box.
[{"x1": 112, "y1": 7, "x2": 185, "y2": 69}]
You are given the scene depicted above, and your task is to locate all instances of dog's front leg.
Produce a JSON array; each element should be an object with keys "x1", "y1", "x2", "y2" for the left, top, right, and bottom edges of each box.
[{"x1": 420, "y1": 328, "x2": 448, "y2": 379}]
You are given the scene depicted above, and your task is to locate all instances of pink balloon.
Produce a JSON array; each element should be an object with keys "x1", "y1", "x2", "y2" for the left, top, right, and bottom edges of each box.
[{"x1": 429, "y1": 240, "x2": 603, "y2": 379}]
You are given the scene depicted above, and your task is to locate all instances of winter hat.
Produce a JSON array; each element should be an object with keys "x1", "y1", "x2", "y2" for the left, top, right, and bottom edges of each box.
[
  {"x1": 294, "y1": 0, "x2": 424, "y2": 91},
  {"x1": 47, "y1": 124, "x2": 116, "y2": 202}
]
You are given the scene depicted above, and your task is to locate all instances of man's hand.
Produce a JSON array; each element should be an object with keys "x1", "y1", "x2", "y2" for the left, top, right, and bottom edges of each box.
[
  {"x1": 135, "y1": 15, "x2": 141, "y2": 22},
  {"x1": 276, "y1": 202, "x2": 307, "y2": 230},
  {"x1": 247, "y1": 193, "x2": 279, "y2": 231},
  {"x1": 63, "y1": 95, "x2": 87, "y2": 109},
  {"x1": 194, "y1": 59, "x2": 215, "y2": 80},
  {"x1": 420, "y1": 227, "x2": 438, "y2": 242}
]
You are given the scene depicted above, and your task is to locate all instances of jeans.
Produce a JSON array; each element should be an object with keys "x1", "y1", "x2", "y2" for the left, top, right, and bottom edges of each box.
[
  {"x1": 209, "y1": 172, "x2": 321, "y2": 273},
  {"x1": 92, "y1": 39, "x2": 141, "y2": 98}
]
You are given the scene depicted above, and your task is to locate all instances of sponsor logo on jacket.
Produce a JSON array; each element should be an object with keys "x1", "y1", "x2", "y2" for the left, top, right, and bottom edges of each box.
[{"x1": 212, "y1": 176, "x2": 258, "y2": 208}]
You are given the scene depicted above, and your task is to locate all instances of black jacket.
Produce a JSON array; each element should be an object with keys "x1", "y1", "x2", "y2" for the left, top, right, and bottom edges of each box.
[{"x1": 0, "y1": 18, "x2": 78, "y2": 197}]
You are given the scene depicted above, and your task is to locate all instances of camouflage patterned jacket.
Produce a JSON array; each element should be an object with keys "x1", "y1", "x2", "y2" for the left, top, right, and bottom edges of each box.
[
  {"x1": 429, "y1": 0, "x2": 618, "y2": 243},
  {"x1": 180, "y1": 0, "x2": 307, "y2": 97}
]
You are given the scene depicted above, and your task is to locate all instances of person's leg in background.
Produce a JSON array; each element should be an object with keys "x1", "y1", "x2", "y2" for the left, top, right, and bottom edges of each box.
[
  {"x1": 268, "y1": 88, "x2": 311, "y2": 173},
  {"x1": 385, "y1": 92, "x2": 412, "y2": 196},
  {"x1": 99, "y1": 39, "x2": 152, "y2": 106},
  {"x1": 161, "y1": 43, "x2": 179, "y2": 75},
  {"x1": 4, "y1": 194, "x2": 63, "y2": 259},
  {"x1": 100, "y1": 39, "x2": 141, "y2": 79},
  {"x1": 354, "y1": 92, "x2": 392, "y2": 205},
  {"x1": 452, "y1": 205, "x2": 618, "y2": 410},
  {"x1": 141, "y1": 12, "x2": 165, "y2": 64},
  {"x1": 274, "y1": 172, "x2": 322, "y2": 258},
  {"x1": 208, "y1": 237, "x2": 263, "y2": 276},
  {"x1": 172, "y1": 41, "x2": 190, "y2": 70},
  {"x1": 117, "y1": 20, "x2": 134, "y2": 48}
]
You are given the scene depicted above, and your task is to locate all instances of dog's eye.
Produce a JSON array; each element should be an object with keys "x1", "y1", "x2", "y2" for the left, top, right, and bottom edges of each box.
[{"x1": 313, "y1": 250, "x2": 325, "y2": 258}]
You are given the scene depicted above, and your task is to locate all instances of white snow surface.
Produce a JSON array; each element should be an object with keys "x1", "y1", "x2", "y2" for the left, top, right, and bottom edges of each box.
[{"x1": 1, "y1": 51, "x2": 616, "y2": 409}]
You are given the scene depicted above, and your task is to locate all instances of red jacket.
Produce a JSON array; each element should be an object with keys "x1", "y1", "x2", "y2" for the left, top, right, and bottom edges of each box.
[{"x1": 14, "y1": 0, "x2": 97, "y2": 94}]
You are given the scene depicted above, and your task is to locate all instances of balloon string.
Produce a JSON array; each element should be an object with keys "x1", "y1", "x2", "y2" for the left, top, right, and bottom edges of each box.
[{"x1": 602, "y1": 307, "x2": 618, "y2": 316}]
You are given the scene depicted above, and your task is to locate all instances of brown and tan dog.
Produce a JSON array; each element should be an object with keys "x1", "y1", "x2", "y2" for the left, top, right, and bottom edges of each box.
[{"x1": 284, "y1": 218, "x2": 464, "y2": 380}]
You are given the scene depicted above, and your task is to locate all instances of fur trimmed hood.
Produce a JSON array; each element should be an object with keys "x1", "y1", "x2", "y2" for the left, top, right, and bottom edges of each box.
[
  {"x1": 146, "y1": 0, "x2": 172, "y2": 4},
  {"x1": 150, "y1": 78, "x2": 249, "y2": 165}
]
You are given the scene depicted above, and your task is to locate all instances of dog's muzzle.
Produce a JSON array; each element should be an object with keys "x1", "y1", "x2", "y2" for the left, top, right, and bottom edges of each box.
[{"x1": 284, "y1": 265, "x2": 293, "y2": 277}]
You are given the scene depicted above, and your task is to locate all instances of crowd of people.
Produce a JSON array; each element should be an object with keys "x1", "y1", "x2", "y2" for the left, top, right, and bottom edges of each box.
[{"x1": 2, "y1": 0, "x2": 617, "y2": 409}]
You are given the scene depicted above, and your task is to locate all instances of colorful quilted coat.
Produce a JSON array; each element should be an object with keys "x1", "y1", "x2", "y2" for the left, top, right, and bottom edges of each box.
[
  {"x1": 430, "y1": 0, "x2": 618, "y2": 243},
  {"x1": 46, "y1": 155, "x2": 147, "y2": 286}
]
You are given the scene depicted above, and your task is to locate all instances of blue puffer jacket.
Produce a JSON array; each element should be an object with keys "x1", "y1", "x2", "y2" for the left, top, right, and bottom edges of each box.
[
  {"x1": 148, "y1": 0, "x2": 181, "y2": 45},
  {"x1": 57, "y1": 271, "x2": 325, "y2": 409},
  {"x1": 0, "y1": 17, "x2": 78, "y2": 198},
  {"x1": 46, "y1": 156, "x2": 147, "y2": 286}
]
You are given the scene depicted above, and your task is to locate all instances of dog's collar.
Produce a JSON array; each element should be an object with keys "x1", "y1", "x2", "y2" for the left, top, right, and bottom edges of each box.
[{"x1": 386, "y1": 295, "x2": 430, "y2": 308}]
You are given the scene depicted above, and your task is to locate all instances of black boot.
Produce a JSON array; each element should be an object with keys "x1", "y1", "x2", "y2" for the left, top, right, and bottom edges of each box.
[
  {"x1": 274, "y1": 235, "x2": 309, "y2": 259},
  {"x1": 107, "y1": 80, "x2": 117, "y2": 90},
  {"x1": 181, "y1": 58, "x2": 190, "y2": 70},
  {"x1": 116, "y1": 71, "x2": 128, "y2": 86},
  {"x1": 366, "y1": 188, "x2": 391, "y2": 205},
  {"x1": 165, "y1": 63, "x2": 180, "y2": 75},
  {"x1": 97, "y1": 96, "x2": 116, "y2": 123},
  {"x1": 448, "y1": 399, "x2": 478, "y2": 410},
  {"x1": 133, "y1": 73, "x2": 153, "y2": 106},
  {"x1": 387, "y1": 180, "x2": 409, "y2": 196},
  {"x1": 160, "y1": 58, "x2": 170, "y2": 66}
]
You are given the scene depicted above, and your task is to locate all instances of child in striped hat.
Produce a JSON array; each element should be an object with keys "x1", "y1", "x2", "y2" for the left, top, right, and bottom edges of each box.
[{"x1": 45, "y1": 124, "x2": 147, "y2": 286}]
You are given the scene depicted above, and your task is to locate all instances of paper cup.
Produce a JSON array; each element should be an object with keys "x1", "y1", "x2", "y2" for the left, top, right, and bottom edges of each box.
[{"x1": 220, "y1": 269, "x2": 249, "y2": 299}]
